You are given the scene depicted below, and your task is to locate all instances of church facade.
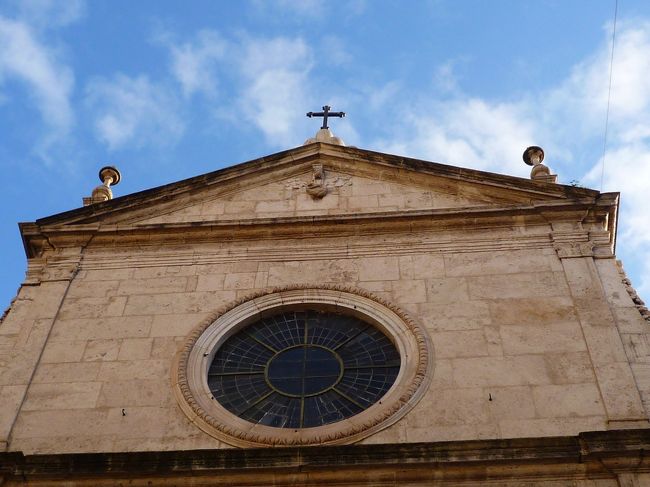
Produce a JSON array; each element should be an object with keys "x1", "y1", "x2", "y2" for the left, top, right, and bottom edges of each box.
[{"x1": 1, "y1": 130, "x2": 650, "y2": 485}]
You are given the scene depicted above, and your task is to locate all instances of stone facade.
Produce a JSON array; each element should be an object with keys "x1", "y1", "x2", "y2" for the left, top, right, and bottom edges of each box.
[{"x1": 1, "y1": 142, "x2": 649, "y2": 485}]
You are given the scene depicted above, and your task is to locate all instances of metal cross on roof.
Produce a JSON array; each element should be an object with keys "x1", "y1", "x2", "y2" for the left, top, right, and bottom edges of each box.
[{"x1": 306, "y1": 105, "x2": 345, "y2": 130}]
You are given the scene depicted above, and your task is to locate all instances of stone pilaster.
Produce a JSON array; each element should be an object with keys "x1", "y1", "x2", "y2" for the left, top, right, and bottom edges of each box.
[
  {"x1": 0, "y1": 248, "x2": 83, "y2": 451},
  {"x1": 553, "y1": 237, "x2": 648, "y2": 428}
]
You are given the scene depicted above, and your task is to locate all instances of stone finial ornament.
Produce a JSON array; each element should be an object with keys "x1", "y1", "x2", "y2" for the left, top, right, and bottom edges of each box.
[
  {"x1": 523, "y1": 146, "x2": 557, "y2": 183},
  {"x1": 83, "y1": 166, "x2": 121, "y2": 206}
]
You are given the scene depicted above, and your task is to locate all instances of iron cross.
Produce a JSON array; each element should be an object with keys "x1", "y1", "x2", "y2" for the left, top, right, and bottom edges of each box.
[{"x1": 306, "y1": 105, "x2": 345, "y2": 129}]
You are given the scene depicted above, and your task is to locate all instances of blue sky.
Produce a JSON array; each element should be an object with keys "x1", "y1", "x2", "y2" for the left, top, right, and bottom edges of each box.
[{"x1": 1, "y1": 0, "x2": 650, "y2": 310}]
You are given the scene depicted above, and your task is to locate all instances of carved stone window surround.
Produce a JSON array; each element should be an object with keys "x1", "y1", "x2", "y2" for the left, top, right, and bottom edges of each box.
[{"x1": 172, "y1": 285, "x2": 432, "y2": 447}]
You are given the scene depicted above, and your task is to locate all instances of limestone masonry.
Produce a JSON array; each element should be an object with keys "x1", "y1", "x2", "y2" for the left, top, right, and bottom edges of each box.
[{"x1": 1, "y1": 139, "x2": 649, "y2": 485}]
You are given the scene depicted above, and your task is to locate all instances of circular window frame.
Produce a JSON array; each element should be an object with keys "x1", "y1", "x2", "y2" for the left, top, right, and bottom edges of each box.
[{"x1": 172, "y1": 285, "x2": 432, "y2": 447}]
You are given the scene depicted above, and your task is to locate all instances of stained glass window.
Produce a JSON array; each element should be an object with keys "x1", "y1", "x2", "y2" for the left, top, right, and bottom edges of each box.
[{"x1": 208, "y1": 309, "x2": 400, "y2": 429}]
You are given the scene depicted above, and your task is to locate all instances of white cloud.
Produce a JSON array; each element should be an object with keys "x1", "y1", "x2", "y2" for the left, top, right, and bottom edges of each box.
[
  {"x1": 377, "y1": 97, "x2": 535, "y2": 178},
  {"x1": 433, "y1": 61, "x2": 459, "y2": 93},
  {"x1": 86, "y1": 74, "x2": 184, "y2": 150},
  {"x1": 235, "y1": 36, "x2": 313, "y2": 147},
  {"x1": 0, "y1": 16, "x2": 74, "y2": 133},
  {"x1": 364, "y1": 81, "x2": 401, "y2": 112},
  {"x1": 13, "y1": 0, "x2": 85, "y2": 29},
  {"x1": 574, "y1": 22, "x2": 650, "y2": 299},
  {"x1": 365, "y1": 20, "x2": 650, "y2": 300},
  {"x1": 320, "y1": 35, "x2": 353, "y2": 66},
  {"x1": 167, "y1": 29, "x2": 226, "y2": 98},
  {"x1": 157, "y1": 31, "x2": 315, "y2": 146}
]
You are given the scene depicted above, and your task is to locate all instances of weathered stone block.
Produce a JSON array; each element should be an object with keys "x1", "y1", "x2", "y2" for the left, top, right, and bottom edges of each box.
[
  {"x1": 452, "y1": 355, "x2": 552, "y2": 388},
  {"x1": 499, "y1": 322, "x2": 586, "y2": 355},
  {"x1": 97, "y1": 359, "x2": 168, "y2": 381},
  {"x1": 351, "y1": 181, "x2": 392, "y2": 196},
  {"x1": 408, "y1": 387, "x2": 490, "y2": 427},
  {"x1": 268, "y1": 260, "x2": 359, "y2": 286},
  {"x1": 33, "y1": 362, "x2": 101, "y2": 383},
  {"x1": 22, "y1": 382, "x2": 102, "y2": 410},
  {"x1": 417, "y1": 300, "x2": 491, "y2": 331},
  {"x1": 468, "y1": 272, "x2": 569, "y2": 300},
  {"x1": 195, "y1": 273, "x2": 226, "y2": 291},
  {"x1": 255, "y1": 199, "x2": 295, "y2": 213},
  {"x1": 223, "y1": 272, "x2": 257, "y2": 290},
  {"x1": 52, "y1": 316, "x2": 152, "y2": 341},
  {"x1": 532, "y1": 383, "x2": 605, "y2": 417},
  {"x1": 83, "y1": 339, "x2": 120, "y2": 362},
  {"x1": 431, "y1": 330, "x2": 488, "y2": 358},
  {"x1": 444, "y1": 250, "x2": 554, "y2": 277},
  {"x1": 398, "y1": 254, "x2": 444, "y2": 280},
  {"x1": 593, "y1": 362, "x2": 647, "y2": 420},
  {"x1": 391, "y1": 280, "x2": 427, "y2": 304},
  {"x1": 97, "y1": 379, "x2": 173, "y2": 407},
  {"x1": 11, "y1": 409, "x2": 109, "y2": 439},
  {"x1": 118, "y1": 338, "x2": 153, "y2": 360},
  {"x1": 357, "y1": 256, "x2": 399, "y2": 282},
  {"x1": 488, "y1": 297, "x2": 577, "y2": 325},
  {"x1": 123, "y1": 291, "x2": 236, "y2": 315},
  {"x1": 614, "y1": 307, "x2": 650, "y2": 334},
  {"x1": 223, "y1": 200, "x2": 255, "y2": 215},
  {"x1": 104, "y1": 406, "x2": 191, "y2": 439},
  {"x1": 347, "y1": 195, "x2": 379, "y2": 209},
  {"x1": 296, "y1": 193, "x2": 340, "y2": 211},
  {"x1": 150, "y1": 336, "x2": 184, "y2": 359},
  {"x1": 58, "y1": 296, "x2": 127, "y2": 320},
  {"x1": 622, "y1": 334, "x2": 650, "y2": 362},
  {"x1": 485, "y1": 386, "x2": 537, "y2": 420},
  {"x1": 149, "y1": 313, "x2": 206, "y2": 337},
  {"x1": 499, "y1": 416, "x2": 606, "y2": 438},
  {"x1": 425, "y1": 277, "x2": 469, "y2": 304},
  {"x1": 41, "y1": 340, "x2": 86, "y2": 363},
  {"x1": 67, "y1": 280, "x2": 120, "y2": 298},
  {"x1": 0, "y1": 385, "x2": 27, "y2": 441},
  {"x1": 543, "y1": 352, "x2": 595, "y2": 384},
  {"x1": 117, "y1": 277, "x2": 188, "y2": 295},
  {"x1": 199, "y1": 199, "x2": 225, "y2": 215}
]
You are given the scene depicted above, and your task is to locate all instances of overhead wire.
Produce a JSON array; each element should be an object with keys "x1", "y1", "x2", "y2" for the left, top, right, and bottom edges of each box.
[{"x1": 600, "y1": 0, "x2": 619, "y2": 191}]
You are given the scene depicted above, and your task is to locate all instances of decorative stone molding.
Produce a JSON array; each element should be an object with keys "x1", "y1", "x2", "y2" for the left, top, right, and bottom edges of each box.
[
  {"x1": 617, "y1": 261, "x2": 650, "y2": 322},
  {"x1": 3, "y1": 429, "x2": 650, "y2": 485},
  {"x1": 172, "y1": 284, "x2": 432, "y2": 448},
  {"x1": 24, "y1": 255, "x2": 81, "y2": 284},
  {"x1": 284, "y1": 172, "x2": 352, "y2": 194},
  {"x1": 305, "y1": 164, "x2": 328, "y2": 199},
  {"x1": 553, "y1": 241, "x2": 595, "y2": 259},
  {"x1": 590, "y1": 230, "x2": 615, "y2": 258}
]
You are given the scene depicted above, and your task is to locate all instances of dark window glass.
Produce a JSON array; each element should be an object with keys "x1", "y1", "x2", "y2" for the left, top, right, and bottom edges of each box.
[{"x1": 208, "y1": 309, "x2": 400, "y2": 428}]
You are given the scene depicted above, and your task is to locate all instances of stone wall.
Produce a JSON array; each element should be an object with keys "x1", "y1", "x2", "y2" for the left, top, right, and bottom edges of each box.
[
  {"x1": 4, "y1": 221, "x2": 647, "y2": 454},
  {"x1": 135, "y1": 169, "x2": 531, "y2": 225}
]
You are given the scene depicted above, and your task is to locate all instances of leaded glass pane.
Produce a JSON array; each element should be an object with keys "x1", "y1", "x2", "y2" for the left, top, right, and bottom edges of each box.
[{"x1": 208, "y1": 309, "x2": 400, "y2": 428}]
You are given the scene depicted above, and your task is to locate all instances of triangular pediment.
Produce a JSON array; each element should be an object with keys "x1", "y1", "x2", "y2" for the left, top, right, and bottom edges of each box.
[
  {"x1": 34, "y1": 143, "x2": 599, "y2": 229},
  {"x1": 127, "y1": 169, "x2": 544, "y2": 226}
]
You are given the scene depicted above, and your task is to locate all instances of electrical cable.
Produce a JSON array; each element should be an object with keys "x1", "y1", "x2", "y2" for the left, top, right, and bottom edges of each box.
[{"x1": 600, "y1": 0, "x2": 619, "y2": 191}]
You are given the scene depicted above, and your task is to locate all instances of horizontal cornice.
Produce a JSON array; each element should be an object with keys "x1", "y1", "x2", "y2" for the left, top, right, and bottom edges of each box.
[
  {"x1": 1, "y1": 429, "x2": 648, "y2": 484},
  {"x1": 19, "y1": 196, "x2": 617, "y2": 259}
]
